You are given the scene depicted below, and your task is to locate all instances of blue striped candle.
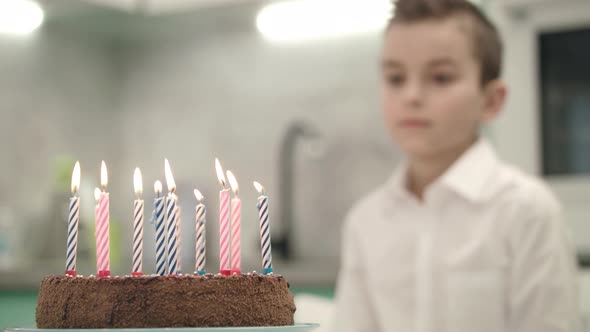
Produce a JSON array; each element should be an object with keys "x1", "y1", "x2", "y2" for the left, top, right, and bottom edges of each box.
[
  {"x1": 254, "y1": 181, "x2": 273, "y2": 275},
  {"x1": 65, "y1": 162, "x2": 81, "y2": 277},
  {"x1": 153, "y1": 181, "x2": 167, "y2": 276},
  {"x1": 194, "y1": 189, "x2": 206, "y2": 275},
  {"x1": 166, "y1": 194, "x2": 179, "y2": 275},
  {"x1": 164, "y1": 158, "x2": 180, "y2": 275},
  {"x1": 176, "y1": 206, "x2": 182, "y2": 274},
  {"x1": 132, "y1": 168, "x2": 144, "y2": 276}
]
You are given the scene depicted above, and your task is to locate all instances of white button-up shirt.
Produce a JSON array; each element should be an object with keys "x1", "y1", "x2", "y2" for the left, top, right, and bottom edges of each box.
[{"x1": 333, "y1": 139, "x2": 580, "y2": 332}]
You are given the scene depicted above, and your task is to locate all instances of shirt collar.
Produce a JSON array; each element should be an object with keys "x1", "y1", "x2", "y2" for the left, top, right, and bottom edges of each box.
[
  {"x1": 387, "y1": 139, "x2": 500, "y2": 203},
  {"x1": 438, "y1": 139, "x2": 500, "y2": 202}
]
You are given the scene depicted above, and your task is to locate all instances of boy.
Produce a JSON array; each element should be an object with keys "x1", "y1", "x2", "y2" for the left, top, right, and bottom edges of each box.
[{"x1": 332, "y1": 0, "x2": 580, "y2": 331}]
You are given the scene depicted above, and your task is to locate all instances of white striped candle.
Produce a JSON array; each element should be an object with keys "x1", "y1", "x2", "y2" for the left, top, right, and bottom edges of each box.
[
  {"x1": 176, "y1": 206, "x2": 182, "y2": 274},
  {"x1": 153, "y1": 181, "x2": 167, "y2": 276},
  {"x1": 227, "y1": 170, "x2": 241, "y2": 275},
  {"x1": 215, "y1": 158, "x2": 231, "y2": 275},
  {"x1": 65, "y1": 161, "x2": 81, "y2": 277},
  {"x1": 254, "y1": 181, "x2": 273, "y2": 275},
  {"x1": 132, "y1": 168, "x2": 144, "y2": 277},
  {"x1": 164, "y1": 159, "x2": 180, "y2": 275},
  {"x1": 194, "y1": 189, "x2": 206, "y2": 275}
]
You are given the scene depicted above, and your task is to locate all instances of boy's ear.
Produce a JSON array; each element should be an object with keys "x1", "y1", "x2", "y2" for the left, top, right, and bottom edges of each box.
[{"x1": 481, "y1": 79, "x2": 507, "y2": 123}]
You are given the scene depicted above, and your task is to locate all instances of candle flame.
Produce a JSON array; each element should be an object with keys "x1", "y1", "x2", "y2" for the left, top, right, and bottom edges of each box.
[
  {"x1": 194, "y1": 189, "x2": 204, "y2": 202},
  {"x1": 100, "y1": 160, "x2": 108, "y2": 189},
  {"x1": 253, "y1": 181, "x2": 266, "y2": 195},
  {"x1": 94, "y1": 187, "x2": 101, "y2": 201},
  {"x1": 71, "y1": 161, "x2": 81, "y2": 194},
  {"x1": 164, "y1": 158, "x2": 176, "y2": 193},
  {"x1": 133, "y1": 167, "x2": 143, "y2": 196},
  {"x1": 215, "y1": 158, "x2": 227, "y2": 188},
  {"x1": 154, "y1": 180, "x2": 163, "y2": 194},
  {"x1": 226, "y1": 170, "x2": 239, "y2": 195}
]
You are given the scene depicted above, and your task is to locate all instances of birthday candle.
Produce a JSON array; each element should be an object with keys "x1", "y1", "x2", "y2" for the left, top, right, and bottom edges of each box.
[
  {"x1": 94, "y1": 187, "x2": 101, "y2": 273},
  {"x1": 65, "y1": 161, "x2": 80, "y2": 277},
  {"x1": 215, "y1": 158, "x2": 231, "y2": 275},
  {"x1": 164, "y1": 159, "x2": 179, "y2": 275},
  {"x1": 96, "y1": 161, "x2": 110, "y2": 278},
  {"x1": 176, "y1": 206, "x2": 182, "y2": 274},
  {"x1": 132, "y1": 168, "x2": 144, "y2": 277},
  {"x1": 153, "y1": 180, "x2": 167, "y2": 276},
  {"x1": 254, "y1": 181, "x2": 273, "y2": 275},
  {"x1": 194, "y1": 189, "x2": 206, "y2": 275},
  {"x1": 226, "y1": 170, "x2": 241, "y2": 275}
]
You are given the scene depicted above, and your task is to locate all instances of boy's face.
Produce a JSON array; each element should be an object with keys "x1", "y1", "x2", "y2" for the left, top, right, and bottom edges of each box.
[{"x1": 381, "y1": 17, "x2": 505, "y2": 160}]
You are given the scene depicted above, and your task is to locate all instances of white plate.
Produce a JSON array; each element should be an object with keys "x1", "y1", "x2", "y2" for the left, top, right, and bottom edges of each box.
[{"x1": 6, "y1": 324, "x2": 320, "y2": 332}]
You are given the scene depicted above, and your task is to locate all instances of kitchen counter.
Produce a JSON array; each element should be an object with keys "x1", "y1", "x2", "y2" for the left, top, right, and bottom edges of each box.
[{"x1": 0, "y1": 290, "x2": 37, "y2": 330}]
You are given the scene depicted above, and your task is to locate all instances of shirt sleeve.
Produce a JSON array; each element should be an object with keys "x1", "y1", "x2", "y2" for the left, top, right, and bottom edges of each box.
[
  {"x1": 507, "y1": 191, "x2": 581, "y2": 332},
  {"x1": 332, "y1": 213, "x2": 379, "y2": 332}
]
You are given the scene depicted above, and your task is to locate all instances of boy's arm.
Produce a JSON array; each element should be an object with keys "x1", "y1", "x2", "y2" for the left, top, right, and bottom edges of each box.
[
  {"x1": 507, "y1": 196, "x2": 581, "y2": 332},
  {"x1": 332, "y1": 215, "x2": 379, "y2": 332}
]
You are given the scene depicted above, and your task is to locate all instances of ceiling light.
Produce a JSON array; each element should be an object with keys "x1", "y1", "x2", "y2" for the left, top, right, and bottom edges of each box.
[
  {"x1": 0, "y1": 0, "x2": 44, "y2": 36},
  {"x1": 256, "y1": 0, "x2": 393, "y2": 43}
]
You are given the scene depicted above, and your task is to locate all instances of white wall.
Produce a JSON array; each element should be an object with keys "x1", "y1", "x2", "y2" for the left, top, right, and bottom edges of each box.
[{"x1": 0, "y1": 24, "x2": 124, "y2": 275}]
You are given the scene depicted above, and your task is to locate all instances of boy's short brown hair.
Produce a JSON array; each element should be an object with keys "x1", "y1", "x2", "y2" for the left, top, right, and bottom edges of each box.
[{"x1": 389, "y1": 0, "x2": 502, "y2": 85}]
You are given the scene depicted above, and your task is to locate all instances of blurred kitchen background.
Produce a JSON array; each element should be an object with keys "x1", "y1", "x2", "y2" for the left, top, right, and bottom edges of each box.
[{"x1": 0, "y1": 0, "x2": 590, "y2": 330}]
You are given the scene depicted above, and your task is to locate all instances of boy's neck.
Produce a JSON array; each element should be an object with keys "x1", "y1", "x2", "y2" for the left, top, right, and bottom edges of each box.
[{"x1": 406, "y1": 138, "x2": 477, "y2": 201}]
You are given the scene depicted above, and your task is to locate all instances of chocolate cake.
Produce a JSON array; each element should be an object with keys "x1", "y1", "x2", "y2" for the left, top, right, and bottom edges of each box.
[{"x1": 36, "y1": 274, "x2": 296, "y2": 328}]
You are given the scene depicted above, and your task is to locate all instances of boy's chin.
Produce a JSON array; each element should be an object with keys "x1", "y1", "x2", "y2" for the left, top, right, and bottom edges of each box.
[{"x1": 397, "y1": 140, "x2": 439, "y2": 160}]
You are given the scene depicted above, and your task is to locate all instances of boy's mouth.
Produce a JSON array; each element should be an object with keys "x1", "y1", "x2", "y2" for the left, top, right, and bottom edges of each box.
[{"x1": 399, "y1": 118, "x2": 432, "y2": 128}]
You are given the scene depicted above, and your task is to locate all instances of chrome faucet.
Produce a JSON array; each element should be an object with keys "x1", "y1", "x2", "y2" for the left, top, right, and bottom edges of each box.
[{"x1": 274, "y1": 120, "x2": 321, "y2": 260}]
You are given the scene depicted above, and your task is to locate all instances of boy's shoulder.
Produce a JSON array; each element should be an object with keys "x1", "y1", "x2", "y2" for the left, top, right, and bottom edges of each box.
[
  {"x1": 343, "y1": 154, "x2": 563, "y2": 232},
  {"x1": 492, "y1": 161, "x2": 562, "y2": 216}
]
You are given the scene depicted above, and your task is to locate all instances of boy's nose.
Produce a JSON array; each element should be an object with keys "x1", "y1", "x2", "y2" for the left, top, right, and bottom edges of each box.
[{"x1": 402, "y1": 81, "x2": 424, "y2": 109}]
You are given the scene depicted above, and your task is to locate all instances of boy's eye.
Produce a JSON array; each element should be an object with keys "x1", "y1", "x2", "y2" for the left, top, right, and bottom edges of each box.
[
  {"x1": 386, "y1": 74, "x2": 405, "y2": 86},
  {"x1": 432, "y1": 73, "x2": 454, "y2": 84}
]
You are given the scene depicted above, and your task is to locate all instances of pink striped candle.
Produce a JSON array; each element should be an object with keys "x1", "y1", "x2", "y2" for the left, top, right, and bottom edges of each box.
[
  {"x1": 94, "y1": 188, "x2": 100, "y2": 273},
  {"x1": 215, "y1": 158, "x2": 231, "y2": 276},
  {"x1": 226, "y1": 170, "x2": 241, "y2": 275},
  {"x1": 95, "y1": 161, "x2": 110, "y2": 278}
]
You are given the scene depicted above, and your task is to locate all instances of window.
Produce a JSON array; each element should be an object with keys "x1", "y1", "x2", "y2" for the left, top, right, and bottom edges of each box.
[{"x1": 540, "y1": 28, "x2": 590, "y2": 175}]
